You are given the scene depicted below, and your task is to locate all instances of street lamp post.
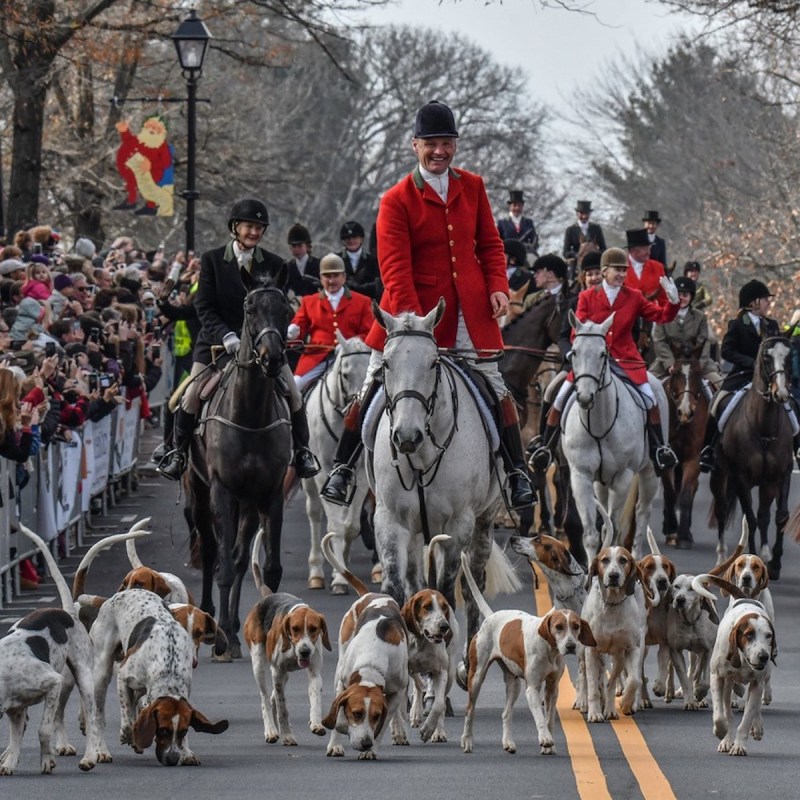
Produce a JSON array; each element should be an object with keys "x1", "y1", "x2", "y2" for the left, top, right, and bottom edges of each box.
[{"x1": 171, "y1": 10, "x2": 212, "y2": 256}]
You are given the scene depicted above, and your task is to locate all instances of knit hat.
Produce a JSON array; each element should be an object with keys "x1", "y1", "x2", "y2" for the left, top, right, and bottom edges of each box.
[
  {"x1": 9, "y1": 297, "x2": 46, "y2": 340},
  {"x1": 0, "y1": 258, "x2": 25, "y2": 276},
  {"x1": 74, "y1": 237, "x2": 96, "y2": 259},
  {"x1": 53, "y1": 273, "x2": 73, "y2": 291}
]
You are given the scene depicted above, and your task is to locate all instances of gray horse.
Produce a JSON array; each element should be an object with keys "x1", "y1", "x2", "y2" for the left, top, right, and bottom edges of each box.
[{"x1": 303, "y1": 331, "x2": 375, "y2": 594}]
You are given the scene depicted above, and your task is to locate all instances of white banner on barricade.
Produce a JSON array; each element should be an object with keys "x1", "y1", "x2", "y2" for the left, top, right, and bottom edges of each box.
[
  {"x1": 147, "y1": 347, "x2": 174, "y2": 409},
  {"x1": 85, "y1": 415, "x2": 113, "y2": 501},
  {"x1": 37, "y1": 447, "x2": 58, "y2": 542},
  {"x1": 54, "y1": 434, "x2": 83, "y2": 532},
  {"x1": 111, "y1": 398, "x2": 141, "y2": 478}
]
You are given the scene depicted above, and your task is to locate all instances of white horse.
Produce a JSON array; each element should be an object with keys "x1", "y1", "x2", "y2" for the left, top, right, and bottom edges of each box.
[
  {"x1": 303, "y1": 332, "x2": 374, "y2": 594},
  {"x1": 368, "y1": 300, "x2": 514, "y2": 661},
  {"x1": 562, "y1": 312, "x2": 666, "y2": 561}
]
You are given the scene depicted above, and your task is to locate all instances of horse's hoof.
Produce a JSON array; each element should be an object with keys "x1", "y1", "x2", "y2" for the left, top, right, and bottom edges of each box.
[
  {"x1": 371, "y1": 564, "x2": 383, "y2": 584},
  {"x1": 212, "y1": 650, "x2": 233, "y2": 663},
  {"x1": 331, "y1": 583, "x2": 349, "y2": 596},
  {"x1": 768, "y1": 563, "x2": 781, "y2": 581},
  {"x1": 230, "y1": 641, "x2": 243, "y2": 660},
  {"x1": 308, "y1": 577, "x2": 325, "y2": 590},
  {"x1": 445, "y1": 697, "x2": 455, "y2": 717}
]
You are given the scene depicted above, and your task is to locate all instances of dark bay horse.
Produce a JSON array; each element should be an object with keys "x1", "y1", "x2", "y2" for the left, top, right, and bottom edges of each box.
[
  {"x1": 709, "y1": 336, "x2": 793, "y2": 579},
  {"x1": 661, "y1": 347, "x2": 707, "y2": 547},
  {"x1": 188, "y1": 270, "x2": 292, "y2": 658},
  {"x1": 500, "y1": 294, "x2": 583, "y2": 560}
]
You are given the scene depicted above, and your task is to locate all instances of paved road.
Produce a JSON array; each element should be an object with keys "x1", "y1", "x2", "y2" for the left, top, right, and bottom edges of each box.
[{"x1": 3, "y1": 424, "x2": 800, "y2": 798}]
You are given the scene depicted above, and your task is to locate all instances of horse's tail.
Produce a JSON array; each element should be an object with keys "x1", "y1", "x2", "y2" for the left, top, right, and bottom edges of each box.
[
  {"x1": 251, "y1": 527, "x2": 271, "y2": 598},
  {"x1": 458, "y1": 552, "x2": 495, "y2": 621},
  {"x1": 19, "y1": 523, "x2": 74, "y2": 613},
  {"x1": 424, "y1": 534, "x2": 451, "y2": 588},
  {"x1": 619, "y1": 475, "x2": 639, "y2": 551},
  {"x1": 321, "y1": 532, "x2": 370, "y2": 596},
  {"x1": 124, "y1": 517, "x2": 154, "y2": 569},
  {"x1": 788, "y1": 503, "x2": 800, "y2": 543},
  {"x1": 455, "y1": 540, "x2": 521, "y2": 609},
  {"x1": 708, "y1": 517, "x2": 749, "y2": 576},
  {"x1": 72, "y1": 521, "x2": 152, "y2": 599}
]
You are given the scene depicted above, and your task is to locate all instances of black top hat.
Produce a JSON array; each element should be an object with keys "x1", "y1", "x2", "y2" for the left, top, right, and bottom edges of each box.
[
  {"x1": 642, "y1": 210, "x2": 661, "y2": 223},
  {"x1": 626, "y1": 228, "x2": 651, "y2": 249},
  {"x1": 507, "y1": 190, "x2": 525, "y2": 205},
  {"x1": 414, "y1": 100, "x2": 459, "y2": 139},
  {"x1": 575, "y1": 200, "x2": 592, "y2": 214}
]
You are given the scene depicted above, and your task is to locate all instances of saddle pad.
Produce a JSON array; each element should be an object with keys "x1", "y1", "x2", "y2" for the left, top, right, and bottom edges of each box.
[
  {"x1": 716, "y1": 385, "x2": 749, "y2": 433},
  {"x1": 360, "y1": 363, "x2": 500, "y2": 453}
]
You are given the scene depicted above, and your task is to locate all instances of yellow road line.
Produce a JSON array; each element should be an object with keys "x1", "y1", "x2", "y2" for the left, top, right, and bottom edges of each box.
[{"x1": 532, "y1": 565, "x2": 676, "y2": 800}]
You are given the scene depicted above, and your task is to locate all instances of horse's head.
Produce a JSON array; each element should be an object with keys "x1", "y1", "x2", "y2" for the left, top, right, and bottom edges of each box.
[
  {"x1": 568, "y1": 311, "x2": 614, "y2": 410},
  {"x1": 756, "y1": 337, "x2": 792, "y2": 403},
  {"x1": 240, "y1": 272, "x2": 291, "y2": 376},
  {"x1": 332, "y1": 331, "x2": 371, "y2": 407},
  {"x1": 374, "y1": 298, "x2": 445, "y2": 455},
  {"x1": 667, "y1": 356, "x2": 704, "y2": 425}
]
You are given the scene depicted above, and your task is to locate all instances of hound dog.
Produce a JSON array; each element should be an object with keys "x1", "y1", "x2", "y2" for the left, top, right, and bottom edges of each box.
[
  {"x1": 169, "y1": 603, "x2": 228, "y2": 665},
  {"x1": 692, "y1": 574, "x2": 776, "y2": 757},
  {"x1": 401, "y1": 534, "x2": 459, "y2": 743},
  {"x1": 638, "y1": 528, "x2": 677, "y2": 705},
  {"x1": 0, "y1": 525, "x2": 101, "y2": 775},
  {"x1": 121, "y1": 532, "x2": 194, "y2": 605},
  {"x1": 580, "y1": 543, "x2": 650, "y2": 721},
  {"x1": 243, "y1": 528, "x2": 331, "y2": 745},
  {"x1": 320, "y1": 532, "x2": 409, "y2": 760},
  {"x1": 664, "y1": 573, "x2": 718, "y2": 709},
  {"x1": 459, "y1": 551, "x2": 596, "y2": 755},
  {"x1": 91, "y1": 589, "x2": 228, "y2": 765},
  {"x1": 509, "y1": 534, "x2": 587, "y2": 613}
]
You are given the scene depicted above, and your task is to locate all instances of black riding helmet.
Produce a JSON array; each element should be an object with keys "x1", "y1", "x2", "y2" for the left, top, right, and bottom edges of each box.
[
  {"x1": 674, "y1": 276, "x2": 696, "y2": 298},
  {"x1": 228, "y1": 198, "x2": 269, "y2": 236}
]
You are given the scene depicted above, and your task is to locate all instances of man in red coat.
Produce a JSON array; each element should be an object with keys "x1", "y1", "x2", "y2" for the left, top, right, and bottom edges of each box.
[
  {"x1": 529, "y1": 247, "x2": 680, "y2": 474},
  {"x1": 322, "y1": 100, "x2": 533, "y2": 510},
  {"x1": 288, "y1": 253, "x2": 374, "y2": 391}
]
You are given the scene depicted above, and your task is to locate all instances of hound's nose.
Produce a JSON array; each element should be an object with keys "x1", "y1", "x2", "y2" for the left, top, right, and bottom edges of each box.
[
  {"x1": 564, "y1": 641, "x2": 577, "y2": 654},
  {"x1": 298, "y1": 646, "x2": 312, "y2": 659},
  {"x1": 656, "y1": 578, "x2": 669, "y2": 592},
  {"x1": 357, "y1": 737, "x2": 373, "y2": 751},
  {"x1": 606, "y1": 572, "x2": 620, "y2": 587},
  {"x1": 438, "y1": 620, "x2": 450, "y2": 633},
  {"x1": 674, "y1": 595, "x2": 686, "y2": 608}
]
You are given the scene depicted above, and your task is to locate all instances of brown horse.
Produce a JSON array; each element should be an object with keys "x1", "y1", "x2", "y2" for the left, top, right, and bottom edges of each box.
[
  {"x1": 661, "y1": 346, "x2": 707, "y2": 547},
  {"x1": 709, "y1": 337, "x2": 793, "y2": 579}
]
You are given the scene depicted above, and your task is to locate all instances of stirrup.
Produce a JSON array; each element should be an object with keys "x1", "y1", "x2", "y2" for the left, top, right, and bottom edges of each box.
[
  {"x1": 506, "y1": 468, "x2": 535, "y2": 511},
  {"x1": 156, "y1": 449, "x2": 186, "y2": 481},
  {"x1": 528, "y1": 445, "x2": 553, "y2": 472},
  {"x1": 698, "y1": 445, "x2": 714, "y2": 474},
  {"x1": 320, "y1": 463, "x2": 357, "y2": 506},
  {"x1": 653, "y1": 445, "x2": 677, "y2": 471},
  {"x1": 526, "y1": 434, "x2": 544, "y2": 455},
  {"x1": 295, "y1": 448, "x2": 321, "y2": 479}
]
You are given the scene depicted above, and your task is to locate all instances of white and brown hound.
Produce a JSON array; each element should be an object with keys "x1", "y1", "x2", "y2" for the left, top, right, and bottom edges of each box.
[
  {"x1": 121, "y1": 531, "x2": 194, "y2": 605},
  {"x1": 91, "y1": 589, "x2": 228, "y2": 765},
  {"x1": 459, "y1": 551, "x2": 596, "y2": 755},
  {"x1": 692, "y1": 574, "x2": 776, "y2": 756},
  {"x1": 401, "y1": 534, "x2": 459, "y2": 743},
  {"x1": 243, "y1": 528, "x2": 331, "y2": 745},
  {"x1": 320, "y1": 532, "x2": 408, "y2": 760},
  {"x1": 0, "y1": 525, "x2": 101, "y2": 775}
]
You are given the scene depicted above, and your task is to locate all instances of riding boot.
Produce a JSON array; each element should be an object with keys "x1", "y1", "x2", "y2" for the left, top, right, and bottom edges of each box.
[
  {"x1": 793, "y1": 433, "x2": 800, "y2": 471},
  {"x1": 290, "y1": 407, "x2": 321, "y2": 478},
  {"x1": 321, "y1": 377, "x2": 382, "y2": 506},
  {"x1": 526, "y1": 399, "x2": 552, "y2": 455},
  {"x1": 698, "y1": 415, "x2": 719, "y2": 474},
  {"x1": 497, "y1": 395, "x2": 535, "y2": 511},
  {"x1": 646, "y1": 407, "x2": 677, "y2": 475},
  {"x1": 157, "y1": 408, "x2": 197, "y2": 481},
  {"x1": 528, "y1": 406, "x2": 562, "y2": 472}
]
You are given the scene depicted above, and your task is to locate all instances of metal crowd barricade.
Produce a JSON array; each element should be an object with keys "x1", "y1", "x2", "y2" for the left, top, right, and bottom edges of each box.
[{"x1": 0, "y1": 398, "x2": 143, "y2": 610}]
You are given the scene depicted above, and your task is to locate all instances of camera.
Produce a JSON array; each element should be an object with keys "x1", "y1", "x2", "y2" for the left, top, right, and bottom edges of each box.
[
  {"x1": 89, "y1": 328, "x2": 101, "y2": 343},
  {"x1": 153, "y1": 324, "x2": 162, "y2": 340},
  {"x1": 151, "y1": 343, "x2": 161, "y2": 359},
  {"x1": 99, "y1": 374, "x2": 111, "y2": 390},
  {"x1": 44, "y1": 341, "x2": 57, "y2": 358},
  {"x1": 33, "y1": 243, "x2": 43, "y2": 255}
]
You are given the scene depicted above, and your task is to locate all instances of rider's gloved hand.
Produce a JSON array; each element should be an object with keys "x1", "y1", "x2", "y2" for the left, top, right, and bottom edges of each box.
[
  {"x1": 222, "y1": 332, "x2": 241, "y2": 354},
  {"x1": 287, "y1": 323, "x2": 300, "y2": 341},
  {"x1": 659, "y1": 276, "x2": 679, "y2": 304}
]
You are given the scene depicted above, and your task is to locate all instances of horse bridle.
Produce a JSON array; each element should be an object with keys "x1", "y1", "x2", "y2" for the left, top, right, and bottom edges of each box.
[
  {"x1": 757, "y1": 338, "x2": 789, "y2": 401},
  {"x1": 382, "y1": 329, "x2": 443, "y2": 422},
  {"x1": 570, "y1": 331, "x2": 611, "y2": 409},
  {"x1": 237, "y1": 286, "x2": 288, "y2": 377}
]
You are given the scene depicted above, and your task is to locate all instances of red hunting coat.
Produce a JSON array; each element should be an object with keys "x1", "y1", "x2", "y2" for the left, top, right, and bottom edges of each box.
[
  {"x1": 291, "y1": 288, "x2": 373, "y2": 376},
  {"x1": 625, "y1": 256, "x2": 666, "y2": 302},
  {"x1": 365, "y1": 166, "x2": 508, "y2": 353},
  {"x1": 573, "y1": 284, "x2": 679, "y2": 384}
]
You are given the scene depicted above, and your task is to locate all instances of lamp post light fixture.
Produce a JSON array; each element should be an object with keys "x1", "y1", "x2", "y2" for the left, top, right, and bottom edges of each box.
[{"x1": 171, "y1": 9, "x2": 212, "y2": 255}]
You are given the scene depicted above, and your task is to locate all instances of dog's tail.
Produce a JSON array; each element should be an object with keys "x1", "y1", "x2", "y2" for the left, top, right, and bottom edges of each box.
[
  {"x1": 708, "y1": 517, "x2": 749, "y2": 577},
  {"x1": 691, "y1": 573, "x2": 746, "y2": 605},
  {"x1": 321, "y1": 532, "x2": 370, "y2": 596},
  {"x1": 19, "y1": 523, "x2": 75, "y2": 613},
  {"x1": 424, "y1": 533, "x2": 451, "y2": 588},
  {"x1": 458, "y1": 552, "x2": 494, "y2": 621},
  {"x1": 72, "y1": 521, "x2": 152, "y2": 599},
  {"x1": 124, "y1": 517, "x2": 153, "y2": 569},
  {"x1": 595, "y1": 500, "x2": 616, "y2": 550},
  {"x1": 646, "y1": 526, "x2": 661, "y2": 556},
  {"x1": 250, "y1": 527, "x2": 271, "y2": 598}
]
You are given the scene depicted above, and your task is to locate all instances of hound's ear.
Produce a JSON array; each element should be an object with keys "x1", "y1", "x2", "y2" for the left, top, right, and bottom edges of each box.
[
  {"x1": 755, "y1": 560, "x2": 770, "y2": 594},
  {"x1": 537, "y1": 615, "x2": 557, "y2": 649},
  {"x1": 769, "y1": 619, "x2": 778, "y2": 665},
  {"x1": 189, "y1": 707, "x2": 229, "y2": 735},
  {"x1": 585, "y1": 557, "x2": 599, "y2": 592},
  {"x1": 702, "y1": 597, "x2": 719, "y2": 626},
  {"x1": 322, "y1": 688, "x2": 353, "y2": 733},
  {"x1": 578, "y1": 618, "x2": 597, "y2": 647},
  {"x1": 727, "y1": 621, "x2": 743, "y2": 669},
  {"x1": 666, "y1": 559, "x2": 677, "y2": 583},
  {"x1": 401, "y1": 598, "x2": 421, "y2": 637},
  {"x1": 320, "y1": 615, "x2": 332, "y2": 652},
  {"x1": 372, "y1": 699, "x2": 389, "y2": 739},
  {"x1": 151, "y1": 572, "x2": 173, "y2": 599},
  {"x1": 630, "y1": 564, "x2": 652, "y2": 598},
  {"x1": 132, "y1": 703, "x2": 157, "y2": 753},
  {"x1": 281, "y1": 616, "x2": 294, "y2": 652}
]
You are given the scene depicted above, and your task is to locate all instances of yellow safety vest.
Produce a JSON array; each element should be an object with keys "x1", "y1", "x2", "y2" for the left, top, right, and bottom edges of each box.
[{"x1": 172, "y1": 282, "x2": 197, "y2": 357}]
